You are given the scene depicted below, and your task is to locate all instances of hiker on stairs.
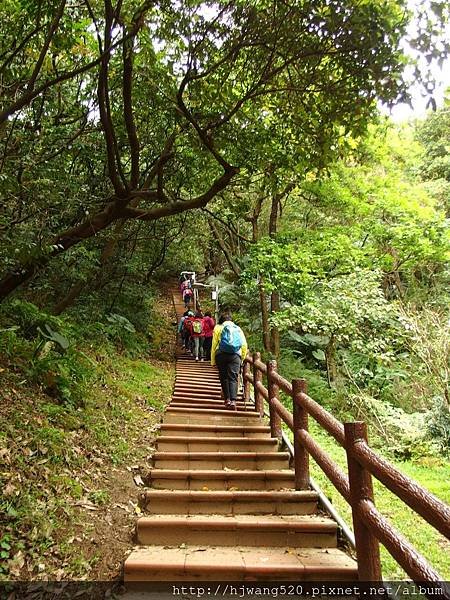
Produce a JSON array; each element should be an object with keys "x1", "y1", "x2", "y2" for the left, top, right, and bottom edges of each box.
[
  {"x1": 178, "y1": 310, "x2": 193, "y2": 350},
  {"x1": 181, "y1": 311, "x2": 194, "y2": 353},
  {"x1": 192, "y1": 310, "x2": 205, "y2": 361},
  {"x1": 202, "y1": 311, "x2": 215, "y2": 361},
  {"x1": 211, "y1": 313, "x2": 248, "y2": 410}
]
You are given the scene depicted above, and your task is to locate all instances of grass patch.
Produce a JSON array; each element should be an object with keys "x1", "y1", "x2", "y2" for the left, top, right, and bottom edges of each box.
[{"x1": 110, "y1": 355, "x2": 174, "y2": 411}]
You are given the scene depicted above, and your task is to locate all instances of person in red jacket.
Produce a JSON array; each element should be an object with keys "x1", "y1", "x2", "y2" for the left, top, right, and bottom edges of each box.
[
  {"x1": 183, "y1": 312, "x2": 194, "y2": 354},
  {"x1": 191, "y1": 310, "x2": 205, "y2": 361},
  {"x1": 202, "y1": 312, "x2": 215, "y2": 361}
]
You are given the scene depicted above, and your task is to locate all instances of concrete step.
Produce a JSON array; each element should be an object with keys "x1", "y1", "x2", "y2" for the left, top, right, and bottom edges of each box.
[
  {"x1": 174, "y1": 380, "x2": 221, "y2": 387},
  {"x1": 170, "y1": 397, "x2": 247, "y2": 406},
  {"x1": 169, "y1": 402, "x2": 256, "y2": 413},
  {"x1": 176, "y1": 363, "x2": 217, "y2": 369},
  {"x1": 174, "y1": 383, "x2": 223, "y2": 390},
  {"x1": 172, "y1": 390, "x2": 228, "y2": 398},
  {"x1": 139, "y1": 489, "x2": 319, "y2": 515},
  {"x1": 145, "y1": 468, "x2": 295, "y2": 490},
  {"x1": 156, "y1": 436, "x2": 278, "y2": 452},
  {"x1": 173, "y1": 386, "x2": 224, "y2": 394},
  {"x1": 163, "y1": 407, "x2": 262, "y2": 426},
  {"x1": 152, "y1": 451, "x2": 290, "y2": 470},
  {"x1": 136, "y1": 514, "x2": 337, "y2": 547},
  {"x1": 124, "y1": 545, "x2": 358, "y2": 582},
  {"x1": 172, "y1": 393, "x2": 245, "y2": 402},
  {"x1": 159, "y1": 423, "x2": 272, "y2": 438}
]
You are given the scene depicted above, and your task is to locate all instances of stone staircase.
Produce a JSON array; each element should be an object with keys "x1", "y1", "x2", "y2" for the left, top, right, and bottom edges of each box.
[{"x1": 123, "y1": 291, "x2": 357, "y2": 583}]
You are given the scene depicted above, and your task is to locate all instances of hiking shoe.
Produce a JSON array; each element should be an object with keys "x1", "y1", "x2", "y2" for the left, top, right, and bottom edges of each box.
[
  {"x1": 224, "y1": 399, "x2": 231, "y2": 407},
  {"x1": 195, "y1": 357, "x2": 199, "y2": 361},
  {"x1": 228, "y1": 402, "x2": 237, "y2": 411},
  {"x1": 200, "y1": 358, "x2": 205, "y2": 362}
]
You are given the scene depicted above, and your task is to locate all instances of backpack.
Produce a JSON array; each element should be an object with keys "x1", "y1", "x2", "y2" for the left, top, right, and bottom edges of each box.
[
  {"x1": 219, "y1": 322, "x2": 242, "y2": 354},
  {"x1": 192, "y1": 319, "x2": 203, "y2": 334},
  {"x1": 183, "y1": 317, "x2": 193, "y2": 333}
]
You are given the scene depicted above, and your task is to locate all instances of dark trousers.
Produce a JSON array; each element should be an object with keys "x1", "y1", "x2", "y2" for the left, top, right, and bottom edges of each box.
[
  {"x1": 203, "y1": 336, "x2": 212, "y2": 360},
  {"x1": 216, "y1": 352, "x2": 241, "y2": 401}
]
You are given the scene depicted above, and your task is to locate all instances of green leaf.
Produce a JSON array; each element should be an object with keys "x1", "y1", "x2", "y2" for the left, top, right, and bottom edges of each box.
[
  {"x1": 312, "y1": 349, "x2": 326, "y2": 361},
  {"x1": 36, "y1": 324, "x2": 70, "y2": 350}
]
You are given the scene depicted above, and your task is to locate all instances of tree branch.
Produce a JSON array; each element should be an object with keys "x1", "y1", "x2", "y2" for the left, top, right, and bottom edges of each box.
[
  {"x1": 0, "y1": 28, "x2": 135, "y2": 126},
  {"x1": 122, "y1": 26, "x2": 140, "y2": 188},
  {"x1": 176, "y1": 72, "x2": 233, "y2": 171},
  {"x1": 97, "y1": 0, "x2": 127, "y2": 197},
  {"x1": 208, "y1": 218, "x2": 241, "y2": 276},
  {"x1": 0, "y1": 24, "x2": 45, "y2": 75},
  {"x1": 120, "y1": 166, "x2": 239, "y2": 221},
  {"x1": 201, "y1": 207, "x2": 252, "y2": 243},
  {"x1": 27, "y1": 0, "x2": 67, "y2": 92}
]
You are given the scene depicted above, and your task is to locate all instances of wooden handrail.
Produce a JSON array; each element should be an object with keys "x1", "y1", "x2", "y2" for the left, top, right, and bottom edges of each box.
[
  {"x1": 297, "y1": 391, "x2": 345, "y2": 445},
  {"x1": 253, "y1": 358, "x2": 267, "y2": 373},
  {"x1": 269, "y1": 369, "x2": 293, "y2": 395},
  {"x1": 351, "y1": 438, "x2": 450, "y2": 539},
  {"x1": 298, "y1": 429, "x2": 350, "y2": 501},
  {"x1": 255, "y1": 380, "x2": 269, "y2": 400},
  {"x1": 358, "y1": 499, "x2": 442, "y2": 582},
  {"x1": 270, "y1": 397, "x2": 293, "y2": 429},
  {"x1": 243, "y1": 353, "x2": 450, "y2": 584}
]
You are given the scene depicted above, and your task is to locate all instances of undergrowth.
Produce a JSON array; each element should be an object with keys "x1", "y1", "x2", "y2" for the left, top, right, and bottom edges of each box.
[{"x1": 0, "y1": 290, "x2": 175, "y2": 580}]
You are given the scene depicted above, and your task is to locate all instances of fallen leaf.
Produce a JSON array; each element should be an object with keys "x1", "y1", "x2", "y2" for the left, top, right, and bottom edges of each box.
[
  {"x1": 133, "y1": 475, "x2": 144, "y2": 487},
  {"x1": 73, "y1": 501, "x2": 98, "y2": 511},
  {"x1": 3, "y1": 482, "x2": 17, "y2": 497},
  {"x1": 8, "y1": 551, "x2": 25, "y2": 576},
  {"x1": 0, "y1": 448, "x2": 10, "y2": 463}
]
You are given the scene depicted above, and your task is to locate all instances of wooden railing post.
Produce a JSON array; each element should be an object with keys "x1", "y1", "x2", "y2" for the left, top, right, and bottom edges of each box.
[
  {"x1": 267, "y1": 360, "x2": 282, "y2": 442},
  {"x1": 242, "y1": 359, "x2": 250, "y2": 403},
  {"x1": 345, "y1": 422, "x2": 382, "y2": 581},
  {"x1": 292, "y1": 379, "x2": 309, "y2": 490},
  {"x1": 252, "y1": 351, "x2": 264, "y2": 417}
]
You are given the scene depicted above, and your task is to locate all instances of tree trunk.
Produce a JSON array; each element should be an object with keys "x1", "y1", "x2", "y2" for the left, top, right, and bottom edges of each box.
[
  {"x1": 0, "y1": 165, "x2": 237, "y2": 303},
  {"x1": 52, "y1": 280, "x2": 86, "y2": 315},
  {"x1": 269, "y1": 191, "x2": 280, "y2": 358},
  {"x1": 325, "y1": 335, "x2": 337, "y2": 385},
  {"x1": 0, "y1": 202, "x2": 118, "y2": 302},
  {"x1": 209, "y1": 218, "x2": 241, "y2": 276},
  {"x1": 259, "y1": 276, "x2": 271, "y2": 351},
  {"x1": 0, "y1": 264, "x2": 41, "y2": 301},
  {"x1": 270, "y1": 290, "x2": 280, "y2": 358}
]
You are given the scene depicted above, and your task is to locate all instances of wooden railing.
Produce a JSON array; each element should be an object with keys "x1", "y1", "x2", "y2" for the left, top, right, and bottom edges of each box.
[{"x1": 243, "y1": 352, "x2": 450, "y2": 584}]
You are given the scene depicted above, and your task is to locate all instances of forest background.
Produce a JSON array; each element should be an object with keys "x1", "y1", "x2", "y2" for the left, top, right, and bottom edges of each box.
[{"x1": 0, "y1": 0, "x2": 449, "y2": 583}]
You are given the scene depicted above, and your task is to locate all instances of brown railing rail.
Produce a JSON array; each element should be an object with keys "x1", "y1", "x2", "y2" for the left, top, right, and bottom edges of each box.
[{"x1": 242, "y1": 353, "x2": 450, "y2": 584}]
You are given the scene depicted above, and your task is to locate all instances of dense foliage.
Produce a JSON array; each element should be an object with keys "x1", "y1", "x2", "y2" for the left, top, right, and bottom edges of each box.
[
  {"x1": 0, "y1": 0, "x2": 449, "y2": 583},
  {"x1": 206, "y1": 113, "x2": 449, "y2": 458}
]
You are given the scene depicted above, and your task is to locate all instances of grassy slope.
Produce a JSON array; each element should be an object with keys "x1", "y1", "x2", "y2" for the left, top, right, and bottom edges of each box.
[
  {"x1": 301, "y1": 421, "x2": 450, "y2": 579},
  {"x1": 0, "y1": 293, "x2": 175, "y2": 581}
]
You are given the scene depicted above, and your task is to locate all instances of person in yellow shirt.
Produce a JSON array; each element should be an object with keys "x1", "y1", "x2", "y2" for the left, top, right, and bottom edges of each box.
[{"x1": 211, "y1": 313, "x2": 248, "y2": 410}]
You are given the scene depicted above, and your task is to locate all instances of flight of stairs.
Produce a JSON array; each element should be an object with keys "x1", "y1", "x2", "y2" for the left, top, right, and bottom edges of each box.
[{"x1": 123, "y1": 291, "x2": 357, "y2": 584}]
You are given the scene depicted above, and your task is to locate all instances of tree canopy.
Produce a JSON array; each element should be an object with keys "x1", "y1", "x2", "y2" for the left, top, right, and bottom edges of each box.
[{"x1": 1, "y1": 0, "x2": 436, "y2": 300}]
